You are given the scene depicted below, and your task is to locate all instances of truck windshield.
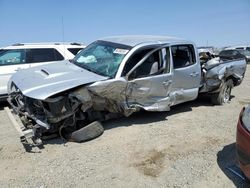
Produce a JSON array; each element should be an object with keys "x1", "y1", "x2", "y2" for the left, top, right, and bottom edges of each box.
[{"x1": 73, "y1": 40, "x2": 132, "y2": 78}]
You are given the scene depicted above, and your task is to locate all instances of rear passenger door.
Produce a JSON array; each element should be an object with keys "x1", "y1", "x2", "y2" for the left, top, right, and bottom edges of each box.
[
  {"x1": 26, "y1": 48, "x2": 64, "y2": 67},
  {"x1": 171, "y1": 44, "x2": 201, "y2": 105}
]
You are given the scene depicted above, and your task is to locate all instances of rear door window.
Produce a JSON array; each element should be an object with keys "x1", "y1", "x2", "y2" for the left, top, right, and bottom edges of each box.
[
  {"x1": 171, "y1": 45, "x2": 196, "y2": 69},
  {"x1": 26, "y1": 48, "x2": 64, "y2": 63},
  {"x1": 0, "y1": 49, "x2": 25, "y2": 65}
]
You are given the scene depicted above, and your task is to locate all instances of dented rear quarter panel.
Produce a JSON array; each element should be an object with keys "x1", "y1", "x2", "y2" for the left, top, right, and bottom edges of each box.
[{"x1": 200, "y1": 58, "x2": 247, "y2": 93}]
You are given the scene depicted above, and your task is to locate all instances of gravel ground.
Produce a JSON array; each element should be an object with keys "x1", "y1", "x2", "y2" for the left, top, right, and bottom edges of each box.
[{"x1": 0, "y1": 65, "x2": 250, "y2": 188}]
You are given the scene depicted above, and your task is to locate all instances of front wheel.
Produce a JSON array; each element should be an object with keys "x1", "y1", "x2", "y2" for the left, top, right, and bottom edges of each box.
[
  {"x1": 69, "y1": 121, "x2": 104, "y2": 142},
  {"x1": 211, "y1": 79, "x2": 233, "y2": 105}
]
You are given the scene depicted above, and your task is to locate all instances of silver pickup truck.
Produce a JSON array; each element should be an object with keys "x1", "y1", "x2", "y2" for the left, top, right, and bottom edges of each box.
[{"x1": 7, "y1": 36, "x2": 247, "y2": 146}]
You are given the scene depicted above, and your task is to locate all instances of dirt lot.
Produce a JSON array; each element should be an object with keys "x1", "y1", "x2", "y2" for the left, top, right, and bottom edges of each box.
[{"x1": 0, "y1": 66, "x2": 249, "y2": 188}]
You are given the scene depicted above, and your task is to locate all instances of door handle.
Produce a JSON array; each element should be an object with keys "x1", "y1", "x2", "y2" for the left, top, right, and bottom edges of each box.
[{"x1": 189, "y1": 72, "x2": 199, "y2": 77}]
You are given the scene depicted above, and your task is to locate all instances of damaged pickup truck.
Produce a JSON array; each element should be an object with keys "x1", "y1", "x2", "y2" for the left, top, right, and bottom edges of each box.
[{"x1": 7, "y1": 35, "x2": 247, "y2": 146}]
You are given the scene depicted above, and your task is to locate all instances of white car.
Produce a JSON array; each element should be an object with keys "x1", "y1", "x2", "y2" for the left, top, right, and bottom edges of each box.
[{"x1": 0, "y1": 42, "x2": 85, "y2": 100}]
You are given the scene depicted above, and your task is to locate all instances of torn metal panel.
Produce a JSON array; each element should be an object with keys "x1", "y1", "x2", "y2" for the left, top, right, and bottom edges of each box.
[
  {"x1": 126, "y1": 72, "x2": 174, "y2": 112},
  {"x1": 128, "y1": 96, "x2": 172, "y2": 112},
  {"x1": 69, "y1": 87, "x2": 92, "y2": 112},
  {"x1": 200, "y1": 58, "x2": 246, "y2": 93},
  {"x1": 87, "y1": 78, "x2": 131, "y2": 115},
  {"x1": 88, "y1": 78, "x2": 127, "y2": 103}
]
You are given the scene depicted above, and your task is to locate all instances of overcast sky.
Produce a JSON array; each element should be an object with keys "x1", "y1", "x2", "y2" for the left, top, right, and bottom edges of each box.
[{"x1": 0, "y1": 0, "x2": 249, "y2": 47}]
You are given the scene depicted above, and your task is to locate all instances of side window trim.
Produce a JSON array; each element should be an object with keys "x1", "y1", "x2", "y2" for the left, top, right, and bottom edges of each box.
[
  {"x1": 53, "y1": 49, "x2": 65, "y2": 61},
  {"x1": 162, "y1": 47, "x2": 172, "y2": 74}
]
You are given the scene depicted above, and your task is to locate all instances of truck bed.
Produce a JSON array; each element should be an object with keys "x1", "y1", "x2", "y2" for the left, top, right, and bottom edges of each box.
[{"x1": 199, "y1": 57, "x2": 247, "y2": 93}]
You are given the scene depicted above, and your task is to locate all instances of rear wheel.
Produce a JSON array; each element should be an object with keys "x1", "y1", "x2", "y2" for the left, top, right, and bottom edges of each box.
[{"x1": 211, "y1": 79, "x2": 233, "y2": 105}]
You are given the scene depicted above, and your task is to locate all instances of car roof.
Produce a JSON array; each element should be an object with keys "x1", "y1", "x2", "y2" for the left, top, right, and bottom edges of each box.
[
  {"x1": 225, "y1": 45, "x2": 250, "y2": 49},
  {"x1": 221, "y1": 49, "x2": 245, "y2": 52},
  {"x1": 99, "y1": 35, "x2": 191, "y2": 47},
  {"x1": 3, "y1": 42, "x2": 85, "y2": 49}
]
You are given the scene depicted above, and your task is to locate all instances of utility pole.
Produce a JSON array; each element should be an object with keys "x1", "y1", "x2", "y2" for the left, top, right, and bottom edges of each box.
[{"x1": 62, "y1": 16, "x2": 65, "y2": 44}]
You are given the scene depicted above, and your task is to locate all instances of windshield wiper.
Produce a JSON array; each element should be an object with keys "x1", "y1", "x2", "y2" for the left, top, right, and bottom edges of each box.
[
  {"x1": 79, "y1": 64, "x2": 95, "y2": 72},
  {"x1": 75, "y1": 62, "x2": 106, "y2": 76}
]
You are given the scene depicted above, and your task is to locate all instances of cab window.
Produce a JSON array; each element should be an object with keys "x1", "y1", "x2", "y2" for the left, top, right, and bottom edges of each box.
[
  {"x1": 129, "y1": 50, "x2": 170, "y2": 80},
  {"x1": 122, "y1": 48, "x2": 153, "y2": 76},
  {"x1": 171, "y1": 45, "x2": 196, "y2": 69}
]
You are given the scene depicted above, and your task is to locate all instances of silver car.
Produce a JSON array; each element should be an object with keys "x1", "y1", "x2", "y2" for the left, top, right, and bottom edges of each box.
[{"x1": 7, "y1": 35, "x2": 246, "y2": 146}]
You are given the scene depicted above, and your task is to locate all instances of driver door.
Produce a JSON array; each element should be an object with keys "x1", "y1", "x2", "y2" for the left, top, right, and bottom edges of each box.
[{"x1": 125, "y1": 47, "x2": 173, "y2": 111}]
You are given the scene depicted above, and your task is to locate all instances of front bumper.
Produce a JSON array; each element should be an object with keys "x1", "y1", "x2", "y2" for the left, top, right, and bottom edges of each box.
[
  {"x1": 236, "y1": 107, "x2": 250, "y2": 179},
  {"x1": 4, "y1": 107, "x2": 42, "y2": 147}
]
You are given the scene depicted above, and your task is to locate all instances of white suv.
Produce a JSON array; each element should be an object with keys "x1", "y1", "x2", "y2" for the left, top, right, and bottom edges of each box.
[{"x1": 0, "y1": 42, "x2": 85, "y2": 100}]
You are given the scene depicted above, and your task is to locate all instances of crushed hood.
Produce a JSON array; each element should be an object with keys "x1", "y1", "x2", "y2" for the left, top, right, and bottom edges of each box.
[{"x1": 9, "y1": 61, "x2": 108, "y2": 100}]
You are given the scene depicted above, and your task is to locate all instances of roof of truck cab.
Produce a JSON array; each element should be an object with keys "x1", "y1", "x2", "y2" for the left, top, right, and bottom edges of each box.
[{"x1": 100, "y1": 35, "x2": 191, "y2": 47}]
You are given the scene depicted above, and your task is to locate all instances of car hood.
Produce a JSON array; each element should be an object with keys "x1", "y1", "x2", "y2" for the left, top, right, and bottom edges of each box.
[{"x1": 9, "y1": 61, "x2": 108, "y2": 100}]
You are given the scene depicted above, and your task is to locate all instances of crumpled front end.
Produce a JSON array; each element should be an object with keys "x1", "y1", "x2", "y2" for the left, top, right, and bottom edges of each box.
[
  {"x1": 7, "y1": 78, "x2": 134, "y2": 146},
  {"x1": 8, "y1": 83, "x2": 84, "y2": 144}
]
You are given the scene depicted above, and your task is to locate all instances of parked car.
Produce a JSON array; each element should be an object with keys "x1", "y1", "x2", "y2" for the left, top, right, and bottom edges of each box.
[
  {"x1": 6, "y1": 35, "x2": 246, "y2": 146},
  {"x1": 225, "y1": 45, "x2": 250, "y2": 52},
  {"x1": 236, "y1": 104, "x2": 250, "y2": 179},
  {"x1": 219, "y1": 49, "x2": 250, "y2": 64},
  {"x1": 0, "y1": 42, "x2": 85, "y2": 101}
]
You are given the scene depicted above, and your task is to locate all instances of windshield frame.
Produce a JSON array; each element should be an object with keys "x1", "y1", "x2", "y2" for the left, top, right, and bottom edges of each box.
[{"x1": 73, "y1": 40, "x2": 132, "y2": 78}]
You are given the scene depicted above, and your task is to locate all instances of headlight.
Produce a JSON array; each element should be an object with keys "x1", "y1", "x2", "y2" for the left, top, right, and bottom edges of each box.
[{"x1": 242, "y1": 105, "x2": 250, "y2": 131}]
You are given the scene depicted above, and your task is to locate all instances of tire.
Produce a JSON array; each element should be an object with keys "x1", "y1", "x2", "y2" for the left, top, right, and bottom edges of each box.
[
  {"x1": 211, "y1": 79, "x2": 233, "y2": 105},
  {"x1": 70, "y1": 121, "x2": 104, "y2": 142}
]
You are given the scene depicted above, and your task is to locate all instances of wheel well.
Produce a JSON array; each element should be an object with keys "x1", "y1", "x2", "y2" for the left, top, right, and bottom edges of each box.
[{"x1": 226, "y1": 76, "x2": 238, "y2": 86}]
